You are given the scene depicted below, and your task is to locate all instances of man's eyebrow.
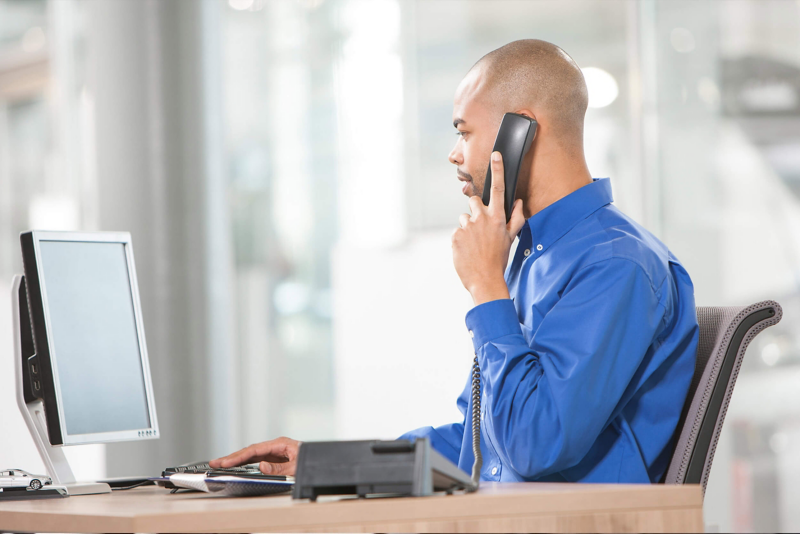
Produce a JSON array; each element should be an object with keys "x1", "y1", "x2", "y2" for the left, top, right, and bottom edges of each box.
[{"x1": 453, "y1": 118, "x2": 465, "y2": 128}]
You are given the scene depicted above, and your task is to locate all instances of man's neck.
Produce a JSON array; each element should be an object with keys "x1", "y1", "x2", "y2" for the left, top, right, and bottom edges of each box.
[{"x1": 522, "y1": 144, "x2": 593, "y2": 219}]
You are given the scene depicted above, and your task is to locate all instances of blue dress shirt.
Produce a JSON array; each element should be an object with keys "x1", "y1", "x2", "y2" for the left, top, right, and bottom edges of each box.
[{"x1": 401, "y1": 178, "x2": 699, "y2": 483}]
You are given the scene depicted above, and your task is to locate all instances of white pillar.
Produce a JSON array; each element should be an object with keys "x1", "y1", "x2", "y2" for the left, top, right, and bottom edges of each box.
[{"x1": 86, "y1": 0, "x2": 236, "y2": 476}]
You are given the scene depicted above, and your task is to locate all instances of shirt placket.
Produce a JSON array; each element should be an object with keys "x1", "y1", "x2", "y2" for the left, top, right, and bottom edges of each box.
[{"x1": 506, "y1": 224, "x2": 533, "y2": 290}]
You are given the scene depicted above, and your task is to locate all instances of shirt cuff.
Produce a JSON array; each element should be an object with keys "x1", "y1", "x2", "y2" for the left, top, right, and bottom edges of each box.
[{"x1": 465, "y1": 298, "x2": 523, "y2": 351}]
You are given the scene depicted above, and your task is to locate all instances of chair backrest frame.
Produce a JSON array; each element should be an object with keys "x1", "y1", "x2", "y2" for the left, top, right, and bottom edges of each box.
[{"x1": 664, "y1": 301, "x2": 782, "y2": 494}]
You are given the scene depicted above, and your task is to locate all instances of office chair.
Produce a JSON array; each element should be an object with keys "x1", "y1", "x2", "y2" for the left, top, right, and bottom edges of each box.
[{"x1": 663, "y1": 301, "x2": 782, "y2": 495}]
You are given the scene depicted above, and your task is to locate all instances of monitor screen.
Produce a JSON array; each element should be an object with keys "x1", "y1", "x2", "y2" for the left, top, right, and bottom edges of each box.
[{"x1": 38, "y1": 239, "x2": 151, "y2": 437}]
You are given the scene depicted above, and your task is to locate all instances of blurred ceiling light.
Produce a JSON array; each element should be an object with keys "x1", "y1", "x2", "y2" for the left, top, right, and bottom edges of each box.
[
  {"x1": 228, "y1": 0, "x2": 254, "y2": 11},
  {"x1": 582, "y1": 67, "x2": 618, "y2": 109},
  {"x1": 761, "y1": 342, "x2": 780, "y2": 366},
  {"x1": 697, "y1": 77, "x2": 720, "y2": 107},
  {"x1": 21, "y1": 26, "x2": 46, "y2": 53},
  {"x1": 670, "y1": 27, "x2": 695, "y2": 53}
]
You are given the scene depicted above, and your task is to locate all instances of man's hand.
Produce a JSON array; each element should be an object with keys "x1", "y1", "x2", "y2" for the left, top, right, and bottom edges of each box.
[
  {"x1": 452, "y1": 151, "x2": 526, "y2": 306},
  {"x1": 209, "y1": 436, "x2": 301, "y2": 476}
]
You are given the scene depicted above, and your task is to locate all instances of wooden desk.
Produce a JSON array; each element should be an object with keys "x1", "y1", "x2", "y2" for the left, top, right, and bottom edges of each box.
[{"x1": 0, "y1": 483, "x2": 703, "y2": 533}]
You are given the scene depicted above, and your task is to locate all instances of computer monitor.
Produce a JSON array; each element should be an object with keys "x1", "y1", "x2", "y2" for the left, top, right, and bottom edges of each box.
[{"x1": 18, "y1": 230, "x2": 159, "y2": 447}]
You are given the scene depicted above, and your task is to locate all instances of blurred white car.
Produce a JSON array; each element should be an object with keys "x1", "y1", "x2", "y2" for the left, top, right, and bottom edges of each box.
[{"x1": 0, "y1": 469, "x2": 52, "y2": 490}]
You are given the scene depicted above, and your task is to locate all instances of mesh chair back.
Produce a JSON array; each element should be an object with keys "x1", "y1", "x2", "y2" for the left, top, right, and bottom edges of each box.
[{"x1": 664, "y1": 301, "x2": 782, "y2": 494}]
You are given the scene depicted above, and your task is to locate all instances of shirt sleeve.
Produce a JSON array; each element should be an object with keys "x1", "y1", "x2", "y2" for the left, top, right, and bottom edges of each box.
[
  {"x1": 398, "y1": 422, "x2": 464, "y2": 466},
  {"x1": 465, "y1": 257, "x2": 666, "y2": 478}
]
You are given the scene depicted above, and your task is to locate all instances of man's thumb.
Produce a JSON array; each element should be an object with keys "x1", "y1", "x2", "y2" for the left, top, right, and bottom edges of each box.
[{"x1": 260, "y1": 461, "x2": 294, "y2": 476}]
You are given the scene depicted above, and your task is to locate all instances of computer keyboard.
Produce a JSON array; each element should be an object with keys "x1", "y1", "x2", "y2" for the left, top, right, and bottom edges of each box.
[{"x1": 162, "y1": 462, "x2": 289, "y2": 481}]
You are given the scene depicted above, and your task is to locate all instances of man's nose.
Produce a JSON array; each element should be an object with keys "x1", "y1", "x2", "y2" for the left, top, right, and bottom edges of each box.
[{"x1": 449, "y1": 144, "x2": 462, "y2": 166}]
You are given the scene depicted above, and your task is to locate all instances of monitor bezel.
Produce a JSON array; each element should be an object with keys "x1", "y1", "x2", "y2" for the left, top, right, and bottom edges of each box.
[{"x1": 24, "y1": 230, "x2": 159, "y2": 446}]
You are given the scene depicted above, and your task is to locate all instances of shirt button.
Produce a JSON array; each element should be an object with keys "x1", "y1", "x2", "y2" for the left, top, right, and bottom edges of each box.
[
  {"x1": 536, "y1": 244, "x2": 543, "y2": 251},
  {"x1": 523, "y1": 249, "x2": 531, "y2": 257},
  {"x1": 469, "y1": 330, "x2": 474, "y2": 338},
  {"x1": 491, "y1": 467, "x2": 498, "y2": 475}
]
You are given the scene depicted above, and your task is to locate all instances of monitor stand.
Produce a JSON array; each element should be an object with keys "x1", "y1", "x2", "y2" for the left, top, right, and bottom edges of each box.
[{"x1": 11, "y1": 275, "x2": 111, "y2": 496}]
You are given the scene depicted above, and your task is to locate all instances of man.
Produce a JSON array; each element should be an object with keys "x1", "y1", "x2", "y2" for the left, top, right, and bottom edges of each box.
[{"x1": 211, "y1": 40, "x2": 699, "y2": 483}]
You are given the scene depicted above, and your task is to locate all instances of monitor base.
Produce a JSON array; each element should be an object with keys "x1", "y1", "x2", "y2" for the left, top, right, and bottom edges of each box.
[{"x1": 59, "y1": 483, "x2": 112, "y2": 496}]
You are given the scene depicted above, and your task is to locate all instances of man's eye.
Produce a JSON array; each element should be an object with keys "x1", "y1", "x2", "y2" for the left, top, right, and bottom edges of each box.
[{"x1": 456, "y1": 131, "x2": 466, "y2": 138}]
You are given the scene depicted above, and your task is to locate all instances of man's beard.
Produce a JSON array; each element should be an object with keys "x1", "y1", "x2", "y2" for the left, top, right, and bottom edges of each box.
[{"x1": 458, "y1": 168, "x2": 485, "y2": 197}]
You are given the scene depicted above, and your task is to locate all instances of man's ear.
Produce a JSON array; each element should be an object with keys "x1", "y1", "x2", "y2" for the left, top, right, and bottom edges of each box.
[{"x1": 514, "y1": 109, "x2": 536, "y2": 121}]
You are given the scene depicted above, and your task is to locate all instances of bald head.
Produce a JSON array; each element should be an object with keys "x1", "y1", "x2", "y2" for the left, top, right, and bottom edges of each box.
[{"x1": 470, "y1": 39, "x2": 588, "y2": 148}]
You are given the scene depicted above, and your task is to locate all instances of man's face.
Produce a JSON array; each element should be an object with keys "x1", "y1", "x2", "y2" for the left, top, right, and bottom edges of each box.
[{"x1": 449, "y1": 68, "x2": 502, "y2": 198}]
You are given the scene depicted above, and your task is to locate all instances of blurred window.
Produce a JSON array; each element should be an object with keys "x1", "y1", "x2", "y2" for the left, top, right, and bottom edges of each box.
[
  {"x1": 0, "y1": 0, "x2": 92, "y2": 281},
  {"x1": 222, "y1": 0, "x2": 339, "y2": 442}
]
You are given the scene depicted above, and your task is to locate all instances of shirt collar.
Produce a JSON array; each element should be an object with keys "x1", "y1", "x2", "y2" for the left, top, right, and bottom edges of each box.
[{"x1": 523, "y1": 178, "x2": 614, "y2": 255}]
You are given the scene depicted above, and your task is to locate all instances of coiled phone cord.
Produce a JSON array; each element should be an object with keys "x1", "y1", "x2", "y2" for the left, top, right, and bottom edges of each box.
[{"x1": 467, "y1": 353, "x2": 482, "y2": 492}]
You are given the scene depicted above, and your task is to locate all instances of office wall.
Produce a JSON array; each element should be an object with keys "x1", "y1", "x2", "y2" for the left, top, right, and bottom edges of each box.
[{"x1": 1, "y1": 1, "x2": 799, "y2": 531}]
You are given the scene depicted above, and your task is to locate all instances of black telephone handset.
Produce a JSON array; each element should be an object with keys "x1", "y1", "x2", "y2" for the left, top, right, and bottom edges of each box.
[
  {"x1": 481, "y1": 113, "x2": 538, "y2": 222},
  {"x1": 468, "y1": 113, "x2": 537, "y2": 492}
]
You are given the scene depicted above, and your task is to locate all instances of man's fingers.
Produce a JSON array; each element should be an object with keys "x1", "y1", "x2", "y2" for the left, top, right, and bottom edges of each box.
[
  {"x1": 210, "y1": 446, "x2": 252, "y2": 468},
  {"x1": 215, "y1": 450, "x2": 255, "y2": 467},
  {"x1": 507, "y1": 199, "x2": 526, "y2": 236},
  {"x1": 468, "y1": 195, "x2": 484, "y2": 216},
  {"x1": 211, "y1": 441, "x2": 282, "y2": 468},
  {"x1": 260, "y1": 460, "x2": 294, "y2": 476},
  {"x1": 459, "y1": 213, "x2": 471, "y2": 228},
  {"x1": 210, "y1": 438, "x2": 300, "y2": 471},
  {"x1": 488, "y1": 151, "x2": 505, "y2": 216}
]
